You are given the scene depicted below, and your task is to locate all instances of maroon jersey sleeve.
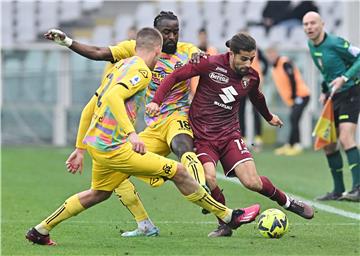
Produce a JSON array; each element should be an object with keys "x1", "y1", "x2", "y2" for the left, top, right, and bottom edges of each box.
[
  {"x1": 248, "y1": 80, "x2": 273, "y2": 122},
  {"x1": 152, "y1": 58, "x2": 209, "y2": 105}
]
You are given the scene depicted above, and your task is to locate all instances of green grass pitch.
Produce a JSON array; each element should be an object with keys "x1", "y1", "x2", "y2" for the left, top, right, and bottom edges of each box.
[{"x1": 2, "y1": 146, "x2": 360, "y2": 255}]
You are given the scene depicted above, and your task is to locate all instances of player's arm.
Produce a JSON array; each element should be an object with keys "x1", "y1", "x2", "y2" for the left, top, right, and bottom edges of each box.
[
  {"x1": 248, "y1": 85, "x2": 283, "y2": 127},
  {"x1": 44, "y1": 29, "x2": 135, "y2": 62},
  {"x1": 75, "y1": 95, "x2": 97, "y2": 149},
  {"x1": 106, "y1": 78, "x2": 149, "y2": 154},
  {"x1": 44, "y1": 29, "x2": 114, "y2": 61},
  {"x1": 330, "y1": 37, "x2": 360, "y2": 91},
  {"x1": 334, "y1": 37, "x2": 360, "y2": 81},
  {"x1": 65, "y1": 95, "x2": 97, "y2": 174}
]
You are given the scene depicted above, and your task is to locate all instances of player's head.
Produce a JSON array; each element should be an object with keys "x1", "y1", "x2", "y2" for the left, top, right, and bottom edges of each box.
[
  {"x1": 302, "y1": 11, "x2": 324, "y2": 43},
  {"x1": 153, "y1": 11, "x2": 179, "y2": 54},
  {"x1": 135, "y1": 27, "x2": 163, "y2": 70},
  {"x1": 225, "y1": 32, "x2": 256, "y2": 76}
]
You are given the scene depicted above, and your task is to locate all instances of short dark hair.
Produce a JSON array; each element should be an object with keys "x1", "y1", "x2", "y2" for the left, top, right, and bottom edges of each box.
[
  {"x1": 153, "y1": 11, "x2": 178, "y2": 28},
  {"x1": 225, "y1": 32, "x2": 256, "y2": 53},
  {"x1": 198, "y1": 27, "x2": 207, "y2": 34},
  {"x1": 135, "y1": 27, "x2": 163, "y2": 50}
]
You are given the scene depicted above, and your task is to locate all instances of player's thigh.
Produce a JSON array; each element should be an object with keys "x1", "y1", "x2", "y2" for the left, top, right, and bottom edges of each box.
[
  {"x1": 194, "y1": 140, "x2": 219, "y2": 168},
  {"x1": 104, "y1": 143, "x2": 178, "y2": 179},
  {"x1": 336, "y1": 86, "x2": 360, "y2": 126},
  {"x1": 90, "y1": 157, "x2": 129, "y2": 192},
  {"x1": 166, "y1": 115, "x2": 194, "y2": 146},
  {"x1": 139, "y1": 127, "x2": 170, "y2": 156},
  {"x1": 220, "y1": 137, "x2": 253, "y2": 177}
]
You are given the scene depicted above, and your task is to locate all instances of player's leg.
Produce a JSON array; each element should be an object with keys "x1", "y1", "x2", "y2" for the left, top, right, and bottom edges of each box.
[
  {"x1": 110, "y1": 128, "x2": 168, "y2": 237},
  {"x1": 26, "y1": 154, "x2": 124, "y2": 245},
  {"x1": 223, "y1": 136, "x2": 314, "y2": 219},
  {"x1": 169, "y1": 163, "x2": 260, "y2": 230},
  {"x1": 316, "y1": 142, "x2": 345, "y2": 200},
  {"x1": 285, "y1": 97, "x2": 309, "y2": 156},
  {"x1": 337, "y1": 89, "x2": 360, "y2": 201},
  {"x1": 338, "y1": 122, "x2": 360, "y2": 201},
  {"x1": 114, "y1": 179, "x2": 159, "y2": 237},
  {"x1": 167, "y1": 116, "x2": 206, "y2": 187},
  {"x1": 196, "y1": 141, "x2": 233, "y2": 237},
  {"x1": 117, "y1": 147, "x2": 260, "y2": 232},
  {"x1": 203, "y1": 162, "x2": 233, "y2": 237}
]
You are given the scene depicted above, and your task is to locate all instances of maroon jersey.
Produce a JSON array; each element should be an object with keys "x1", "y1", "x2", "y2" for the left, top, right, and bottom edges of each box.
[{"x1": 153, "y1": 52, "x2": 273, "y2": 141}]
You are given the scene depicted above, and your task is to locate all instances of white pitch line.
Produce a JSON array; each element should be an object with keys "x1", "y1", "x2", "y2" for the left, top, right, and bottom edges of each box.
[{"x1": 217, "y1": 173, "x2": 360, "y2": 221}]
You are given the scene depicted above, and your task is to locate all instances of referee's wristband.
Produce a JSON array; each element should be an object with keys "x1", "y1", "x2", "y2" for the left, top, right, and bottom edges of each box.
[{"x1": 341, "y1": 75, "x2": 349, "y2": 83}]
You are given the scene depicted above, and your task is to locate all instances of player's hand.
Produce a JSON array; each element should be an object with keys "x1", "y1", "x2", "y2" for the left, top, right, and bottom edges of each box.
[
  {"x1": 268, "y1": 114, "x2": 283, "y2": 128},
  {"x1": 65, "y1": 148, "x2": 86, "y2": 174},
  {"x1": 189, "y1": 51, "x2": 209, "y2": 64},
  {"x1": 128, "y1": 132, "x2": 146, "y2": 155},
  {"x1": 329, "y1": 76, "x2": 346, "y2": 94},
  {"x1": 145, "y1": 102, "x2": 160, "y2": 117},
  {"x1": 44, "y1": 29, "x2": 73, "y2": 47}
]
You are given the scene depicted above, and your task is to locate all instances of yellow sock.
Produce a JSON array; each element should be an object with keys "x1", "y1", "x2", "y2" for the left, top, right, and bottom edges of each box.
[
  {"x1": 185, "y1": 186, "x2": 232, "y2": 222},
  {"x1": 114, "y1": 179, "x2": 149, "y2": 222},
  {"x1": 39, "y1": 194, "x2": 85, "y2": 232},
  {"x1": 181, "y1": 152, "x2": 206, "y2": 186}
]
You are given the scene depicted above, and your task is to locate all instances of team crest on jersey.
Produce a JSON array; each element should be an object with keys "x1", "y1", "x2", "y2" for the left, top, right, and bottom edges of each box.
[
  {"x1": 139, "y1": 69, "x2": 149, "y2": 78},
  {"x1": 174, "y1": 61, "x2": 183, "y2": 69},
  {"x1": 130, "y1": 75, "x2": 141, "y2": 85},
  {"x1": 241, "y1": 76, "x2": 250, "y2": 88}
]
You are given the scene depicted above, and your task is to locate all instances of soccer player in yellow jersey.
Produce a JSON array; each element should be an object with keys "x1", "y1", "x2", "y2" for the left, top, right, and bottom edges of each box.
[
  {"x1": 44, "y1": 11, "x2": 209, "y2": 237},
  {"x1": 26, "y1": 27, "x2": 261, "y2": 246}
]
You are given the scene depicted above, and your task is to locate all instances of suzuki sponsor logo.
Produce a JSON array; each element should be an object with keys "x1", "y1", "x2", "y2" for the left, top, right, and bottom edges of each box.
[
  {"x1": 219, "y1": 86, "x2": 238, "y2": 104},
  {"x1": 209, "y1": 72, "x2": 229, "y2": 84}
]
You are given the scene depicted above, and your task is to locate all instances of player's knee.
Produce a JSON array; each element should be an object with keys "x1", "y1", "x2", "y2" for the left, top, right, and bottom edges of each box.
[
  {"x1": 91, "y1": 190, "x2": 112, "y2": 203},
  {"x1": 242, "y1": 176, "x2": 262, "y2": 191},
  {"x1": 338, "y1": 132, "x2": 354, "y2": 148},
  {"x1": 172, "y1": 163, "x2": 188, "y2": 182}
]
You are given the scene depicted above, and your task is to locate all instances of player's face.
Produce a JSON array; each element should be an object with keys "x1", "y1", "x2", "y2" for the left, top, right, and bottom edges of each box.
[
  {"x1": 230, "y1": 50, "x2": 256, "y2": 76},
  {"x1": 302, "y1": 14, "x2": 324, "y2": 42},
  {"x1": 156, "y1": 19, "x2": 179, "y2": 54}
]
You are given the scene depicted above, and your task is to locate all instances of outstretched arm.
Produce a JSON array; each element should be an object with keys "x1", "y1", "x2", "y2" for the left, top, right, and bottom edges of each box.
[{"x1": 44, "y1": 29, "x2": 114, "y2": 62}]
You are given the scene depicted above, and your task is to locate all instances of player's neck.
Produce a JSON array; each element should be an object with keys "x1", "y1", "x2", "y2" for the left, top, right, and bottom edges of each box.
[
  {"x1": 312, "y1": 31, "x2": 325, "y2": 46},
  {"x1": 136, "y1": 51, "x2": 155, "y2": 69}
]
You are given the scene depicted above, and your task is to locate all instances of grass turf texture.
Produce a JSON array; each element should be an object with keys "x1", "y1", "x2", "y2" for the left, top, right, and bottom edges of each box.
[{"x1": 2, "y1": 146, "x2": 360, "y2": 255}]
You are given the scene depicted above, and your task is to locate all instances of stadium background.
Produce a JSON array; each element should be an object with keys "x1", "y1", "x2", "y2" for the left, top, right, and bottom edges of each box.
[{"x1": 1, "y1": 0, "x2": 360, "y2": 147}]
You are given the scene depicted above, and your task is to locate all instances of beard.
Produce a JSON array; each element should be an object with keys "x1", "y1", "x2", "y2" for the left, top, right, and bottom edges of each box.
[
  {"x1": 234, "y1": 67, "x2": 249, "y2": 76},
  {"x1": 162, "y1": 41, "x2": 177, "y2": 54}
]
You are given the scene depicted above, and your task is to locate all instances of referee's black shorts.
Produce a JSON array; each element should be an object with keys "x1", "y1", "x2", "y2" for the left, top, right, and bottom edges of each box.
[{"x1": 332, "y1": 85, "x2": 360, "y2": 127}]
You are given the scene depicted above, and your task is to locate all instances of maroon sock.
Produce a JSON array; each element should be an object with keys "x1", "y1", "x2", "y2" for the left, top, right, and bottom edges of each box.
[
  {"x1": 259, "y1": 176, "x2": 287, "y2": 206},
  {"x1": 211, "y1": 186, "x2": 226, "y2": 225}
]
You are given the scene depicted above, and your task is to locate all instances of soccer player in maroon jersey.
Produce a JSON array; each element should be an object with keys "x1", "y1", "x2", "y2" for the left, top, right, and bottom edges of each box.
[{"x1": 147, "y1": 32, "x2": 314, "y2": 237}]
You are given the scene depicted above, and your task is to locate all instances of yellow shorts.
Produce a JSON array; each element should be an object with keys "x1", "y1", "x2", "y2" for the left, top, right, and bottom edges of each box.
[
  {"x1": 139, "y1": 113, "x2": 193, "y2": 156},
  {"x1": 87, "y1": 143, "x2": 178, "y2": 191}
]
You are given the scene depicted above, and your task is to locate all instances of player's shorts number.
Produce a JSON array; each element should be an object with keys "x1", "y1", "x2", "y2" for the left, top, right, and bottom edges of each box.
[{"x1": 177, "y1": 120, "x2": 191, "y2": 130}]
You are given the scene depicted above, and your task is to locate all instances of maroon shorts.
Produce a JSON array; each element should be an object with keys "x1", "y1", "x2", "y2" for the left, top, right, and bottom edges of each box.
[{"x1": 194, "y1": 131, "x2": 253, "y2": 177}]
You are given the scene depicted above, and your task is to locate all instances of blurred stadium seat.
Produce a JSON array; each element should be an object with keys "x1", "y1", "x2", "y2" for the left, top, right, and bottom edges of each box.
[{"x1": 2, "y1": 0, "x2": 358, "y2": 146}]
